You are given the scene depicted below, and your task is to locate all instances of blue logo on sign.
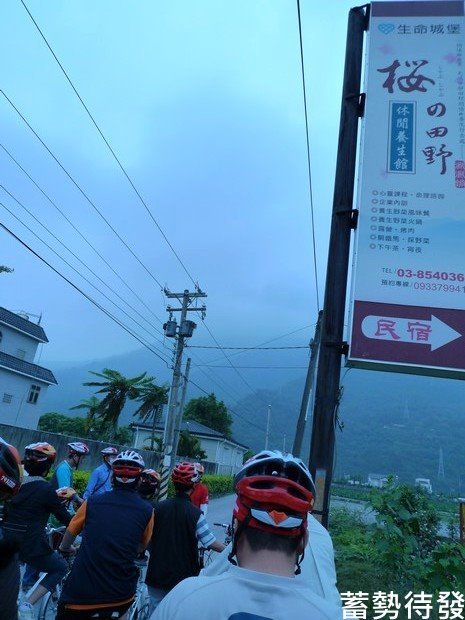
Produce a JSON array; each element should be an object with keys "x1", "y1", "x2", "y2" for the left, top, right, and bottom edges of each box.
[
  {"x1": 388, "y1": 102, "x2": 416, "y2": 174},
  {"x1": 378, "y1": 23, "x2": 395, "y2": 34}
]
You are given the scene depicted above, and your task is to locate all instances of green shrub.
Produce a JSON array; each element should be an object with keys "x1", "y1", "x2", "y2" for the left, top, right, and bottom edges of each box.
[
  {"x1": 66, "y1": 471, "x2": 233, "y2": 499},
  {"x1": 72, "y1": 471, "x2": 91, "y2": 496}
]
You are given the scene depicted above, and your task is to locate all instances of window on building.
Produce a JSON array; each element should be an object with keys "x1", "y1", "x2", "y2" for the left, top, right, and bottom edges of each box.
[
  {"x1": 16, "y1": 349, "x2": 26, "y2": 360},
  {"x1": 2, "y1": 393, "x2": 13, "y2": 404},
  {"x1": 27, "y1": 384, "x2": 41, "y2": 405}
]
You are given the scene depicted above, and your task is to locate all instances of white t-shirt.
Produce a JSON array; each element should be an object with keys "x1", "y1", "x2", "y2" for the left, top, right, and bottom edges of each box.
[
  {"x1": 151, "y1": 564, "x2": 342, "y2": 620},
  {"x1": 200, "y1": 515, "x2": 341, "y2": 606}
]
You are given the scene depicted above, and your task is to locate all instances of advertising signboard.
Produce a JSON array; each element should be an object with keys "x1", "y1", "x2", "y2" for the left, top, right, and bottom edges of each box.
[{"x1": 348, "y1": 0, "x2": 465, "y2": 378}]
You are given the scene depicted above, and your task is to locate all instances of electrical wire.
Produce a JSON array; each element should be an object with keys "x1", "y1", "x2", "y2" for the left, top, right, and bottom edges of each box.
[
  {"x1": 296, "y1": 0, "x2": 320, "y2": 312},
  {"x1": 0, "y1": 220, "x2": 172, "y2": 366},
  {"x1": 0, "y1": 90, "x2": 165, "y2": 291},
  {"x1": 0, "y1": 199, "x2": 170, "y2": 360},
  {"x1": 194, "y1": 365, "x2": 308, "y2": 369},
  {"x1": 187, "y1": 345, "x2": 309, "y2": 350},
  {"x1": 0, "y1": 183, "x2": 167, "y2": 344},
  {"x1": 0, "y1": 142, "x2": 164, "y2": 327},
  {"x1": 19, "y1": 0, "x2": 198, "y2": 288}
]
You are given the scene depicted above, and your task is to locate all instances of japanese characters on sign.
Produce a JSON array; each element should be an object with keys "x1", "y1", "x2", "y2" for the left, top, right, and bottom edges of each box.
[{"x1": 348, "y1": 1, "x2": 465, "y2": 378}]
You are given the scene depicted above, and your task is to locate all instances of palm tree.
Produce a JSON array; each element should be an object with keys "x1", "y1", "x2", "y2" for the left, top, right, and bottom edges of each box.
[
  {"x1": 133, "y1": 382, "x2": 170, "y2": 450},
  {"x1": 84, "y1": 369, "x2": 151, "y2": 440},
  {"x1": 70, "y1": 396, "x2": 101, "y2": 434}
]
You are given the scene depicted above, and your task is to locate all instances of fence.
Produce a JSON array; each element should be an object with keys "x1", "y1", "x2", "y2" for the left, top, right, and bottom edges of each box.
[{"x1": 0, "y1": 423, "x2": 217, "y2": 473}]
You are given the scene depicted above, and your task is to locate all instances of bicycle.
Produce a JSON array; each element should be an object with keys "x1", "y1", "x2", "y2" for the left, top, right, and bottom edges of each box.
[
  {"x1": 213, "y1": 522, "x2": 233, "y2": 545},
  {"x1": 125, "y1": 552, "x2": 151, "y2": 620}
]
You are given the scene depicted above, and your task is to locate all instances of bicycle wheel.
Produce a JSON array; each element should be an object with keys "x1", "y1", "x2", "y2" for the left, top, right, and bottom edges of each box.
[{"x1": 38, "y1": 587, "x2": 60, "y2": 620}]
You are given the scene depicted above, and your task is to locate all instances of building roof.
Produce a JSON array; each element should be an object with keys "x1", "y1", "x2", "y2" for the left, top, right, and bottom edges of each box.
[
  {"x1": 131, "y1": 419, "x2": 248, "y2": 450},
  {"x1": 0, "y1": 351, "x2": 57, "y2": 385},
  {"x1": 0, "y1": 307, "x2": 48, "y2": 343}
]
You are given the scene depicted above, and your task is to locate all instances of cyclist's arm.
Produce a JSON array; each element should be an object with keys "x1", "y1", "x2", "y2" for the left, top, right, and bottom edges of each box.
[
  {"x1": 55, "y1": 463, "x2": 71, "y2": 489},
  {"x1": 59, "y1": 501, "x2": 87, "y2": 552},
  {"x1": 195, "y1": 515, "x2": 226, "y2": 553},
  {"x1": 82, "y1": 468, "x2": 100, "y2": 501},
  {"x1": 48, "y1": 487, "x2": 72, "y2": 526},
  {"x1": 200, "y1": 503, "x2": 208, "y2": 516},
  {"x1": 137, "y1": 512, "x2": 154, "y2": 553}
]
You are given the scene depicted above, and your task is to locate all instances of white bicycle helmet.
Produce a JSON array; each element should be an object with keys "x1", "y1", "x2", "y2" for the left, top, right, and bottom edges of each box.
[
  {"x1": 101, "y1": 446, "x2": 118, "y2": 456},
  {"x1": 67, "y1": 442, "x2": 90, "y2": 455},
  {"x1": 112, "y1": 450, "x2": 145, "y2": 485},
  {"x1": 235, "y1": 450, "x2": 315, "y2": 495}
]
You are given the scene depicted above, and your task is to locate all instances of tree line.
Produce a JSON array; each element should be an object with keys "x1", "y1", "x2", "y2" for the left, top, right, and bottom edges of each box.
[{"x1": 39, "y1": 368, "x2": 233, "y2": 460}]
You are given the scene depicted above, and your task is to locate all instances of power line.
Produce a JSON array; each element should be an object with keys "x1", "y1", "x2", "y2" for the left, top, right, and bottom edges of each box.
[
  {"x1": 0, "y1": 90, "x2": 165, "y2": 291},
  {"x1": 0, "y1": 142, "x2": 164, "y2": 327},
  {"x1": 200, "y1": 324, "x2": 313, "y2": 365},
  {"x1": 0, "y1": 199, "x2": 169, "y2": 358},
  {"x1": 0, "y1": 220, "x2": 172, "y2": 366},
  {"x1": 0, "y1": 183, "x2": 167, "y2": 345},
  {"x1": 194, "y1": 365, "x2": 308, "y2": 369},
  {"x1": 188, "y1": 345, "x2": 309, "y2": 350},
  {"x1": 296, "y1": 0, "x2": 320, "y2": 312},
  {"x1": 19, "y1": 0, "x2": 198, "y2": 288}
]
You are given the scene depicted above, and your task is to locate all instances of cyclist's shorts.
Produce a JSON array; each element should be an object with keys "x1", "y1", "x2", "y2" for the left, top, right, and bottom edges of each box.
[{"x1": 56, "y1": 599, "x2": 133, "y2": 619}]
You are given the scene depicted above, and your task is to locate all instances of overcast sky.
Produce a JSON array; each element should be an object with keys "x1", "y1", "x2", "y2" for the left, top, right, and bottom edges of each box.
[{"x1": 1, "y1": 0, "x2": 357, "y2": 377}]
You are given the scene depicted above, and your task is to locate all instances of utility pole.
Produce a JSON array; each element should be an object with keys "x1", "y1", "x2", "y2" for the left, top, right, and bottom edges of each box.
[
  {"x1": 265, "y1": 405, "x2": 271, "y2": 450},
  {"x1": 292, "y1": 311, "x2": 322, "y2": 458},
  {"x1": 172, "y1": 357, "x2": 191, "y2": 461},
  {"x1": 308, "y1": 6, "x2": 367, "y2": 528},
  {"x1": 158, "y1": 289, "x2": 206, "y2": 501}
]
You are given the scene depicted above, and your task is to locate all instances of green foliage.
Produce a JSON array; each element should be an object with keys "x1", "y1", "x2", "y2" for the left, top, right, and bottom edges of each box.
[
  {"x1": 0, "y1": 265, "x2": 14, "y2": 274},
  {"x1": 72, "y1": 470, "x2": 91, "y2": 496},
  {"x1": 70, "y1": 471, "x2": 232, "y2": 499},
  {"x1": 133, "y1": 381, "x2": 169, "y2": 424},
  {"x1": 184, "y1": 393, "x2": 232, "y2": 438},
  {"x1": 203, "y1": 474, "x2": 234, "y2": 496},
  {"x1": 84, "y1": 369, "x2": 154, "y2": 439},
  {"x1": 331, "y1": 482, "x2": 465, "y2": 609},
  {"x1": 38, "y1": 412, "x2": 132, "y2": 445},
  {"x1": 177, "y1": 431, "x2": 207, "y2": 459}
]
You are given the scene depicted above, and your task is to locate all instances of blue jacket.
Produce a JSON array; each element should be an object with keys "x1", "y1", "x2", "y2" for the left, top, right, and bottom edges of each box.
[{"x1": 83, "y1": 463, "x2": 113, "y2": 500}]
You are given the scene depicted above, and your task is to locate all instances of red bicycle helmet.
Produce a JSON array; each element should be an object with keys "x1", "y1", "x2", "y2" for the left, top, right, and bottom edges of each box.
[
  {"x1": 233, "y1": 450, "x2": 314, "y2": 538},
  {"x1": 139, "y1": 469, "x2": 161, "y2": 497},
  {"x1": 172, "y1": 462, "x2": 199, "y2": 488},
  {"x1": 24, "y1": 442, "x2": 57, "y2": 464},
  {"x1": 0, "y1": 438, "x2": 22, "y2": 498}
]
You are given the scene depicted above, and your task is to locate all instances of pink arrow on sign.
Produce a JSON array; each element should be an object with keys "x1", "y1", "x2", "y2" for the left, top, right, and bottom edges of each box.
[{"x1": 361, "y1": 315, "x2": 462, "y2": 352}]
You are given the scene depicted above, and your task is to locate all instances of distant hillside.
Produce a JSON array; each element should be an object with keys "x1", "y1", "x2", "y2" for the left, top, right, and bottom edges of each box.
[
  {"x1": 231, "y1": 369, "x2": 465, "y2": 495},
  {"x1": 39, "y1": 347, "x2": 465, "y2": 494}
]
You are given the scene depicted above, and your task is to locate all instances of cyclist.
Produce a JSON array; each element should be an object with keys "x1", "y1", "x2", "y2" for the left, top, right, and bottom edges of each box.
[
  {"x1": 57, "y1": 450, "x2": 154, "y2": 619},
  {"x1": 151, "y1": 450, "x2": 341, "y2": 619},
  {"x1": 0, "y1": 438, "x2": 22, "y2": 620},
  {"x1": 190, "y1": 462, "x2": 209, "y2": 515},
  {"x1": 83, "y1": 446, "x2": 118, "y2": 500},
  {"x1": 2, "y1": 442, "x2": 72, "y2": 620},
  {"x1": 138, "y1": 468, "x2": 161, "y2": 503},
  {"x1": 50, "y1": 442, "x2": 90, "y2": 504},
  {"x1": 201, "y1": 454, "x2": 341, "y2": 605},
  {"x1": 145, "y1": 462, "x2": 225, "y2": 611}
]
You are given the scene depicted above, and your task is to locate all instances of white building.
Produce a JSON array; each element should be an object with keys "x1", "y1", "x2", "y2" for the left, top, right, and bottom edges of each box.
[
  {"x1": 131, "y1": 419, "x2": 249, "y2": 475},
  {"x1": 415, "y1": 478, "x2": 433, "y2": 494},
  {"x1": 367, "y1": 473, "x2": 389, "y2": 488},
  {"x1": 0, "y1": 307, "x2": 57, "y2": 429}
]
